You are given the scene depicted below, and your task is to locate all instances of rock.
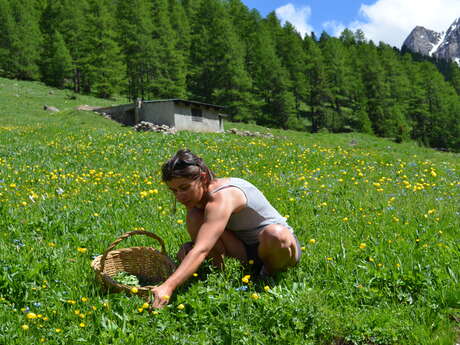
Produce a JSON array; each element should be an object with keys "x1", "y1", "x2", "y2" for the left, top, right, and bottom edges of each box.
[
  {"x1": 133, "y1": 121, "x2": 176, "y2": 134},
  {"x1": 43, "y1": 105, "x2": 60, "y2": 112},
  {"x1": 226, "y1": 128, "x2": 274, "y2": 139}
]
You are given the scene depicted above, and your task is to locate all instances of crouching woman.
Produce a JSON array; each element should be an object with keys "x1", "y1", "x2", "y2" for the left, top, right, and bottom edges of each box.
[{"x1": 150, "y1": 149, "x2": 301, "y2": 308}]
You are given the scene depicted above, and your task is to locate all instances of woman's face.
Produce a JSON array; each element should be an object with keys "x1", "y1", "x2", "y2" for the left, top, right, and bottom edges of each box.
[{"x1": 166, "y1": 176, "x2": 206, "y2": 208}]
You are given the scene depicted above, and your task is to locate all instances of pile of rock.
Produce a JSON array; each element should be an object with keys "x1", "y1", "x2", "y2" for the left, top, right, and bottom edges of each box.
[
  {"x1": 133, "y1": 121, "x2": 176, "y2": 134},
  {"x1": 226, "y1": 128, "x2": 274, "y2": 139}
]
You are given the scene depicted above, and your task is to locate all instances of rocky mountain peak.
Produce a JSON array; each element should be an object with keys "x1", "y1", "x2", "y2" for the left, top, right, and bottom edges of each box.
[
  {"x1": 402, "y1": 18, "x2": 460, "y2": 63},
  {"x1": 402, "y1": 26, "x2": 443, "y2": 56}
]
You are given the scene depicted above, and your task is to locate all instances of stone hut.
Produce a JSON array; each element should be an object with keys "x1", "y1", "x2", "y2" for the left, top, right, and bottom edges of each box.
[{"x1": 96, "y1": 99, "x2": 227, "y2": 132}]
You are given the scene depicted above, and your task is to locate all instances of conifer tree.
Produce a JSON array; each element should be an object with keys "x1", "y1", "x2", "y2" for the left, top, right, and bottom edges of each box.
[
  {"x1": 304, "y1": 34, "x2": 332, "y2": 132},
  {"x1": 1, "y1": 0, "x2": 42, "y2": 79},
  {"x1": 149, "y1": 0, "x2": 187, "y2": 98},
  {"x1": 80, "y1": 0, "x2": 125, "y2": 97},
  {"x1": 115, "y1": 0, "x2": 156, "y2": 100},
  {"x1": 188, "y1": 0, "x2": 252, "y2": 120},
  {"x1": 40, "y1": 30, "x2": 73, "y2": 88}
]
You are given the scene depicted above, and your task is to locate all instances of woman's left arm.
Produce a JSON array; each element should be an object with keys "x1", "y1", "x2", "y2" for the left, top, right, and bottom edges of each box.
[{"x1": 150, "y1": 195, "x2": 233, "y2": 308}]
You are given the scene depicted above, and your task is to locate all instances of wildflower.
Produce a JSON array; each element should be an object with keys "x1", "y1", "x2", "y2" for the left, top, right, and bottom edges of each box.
[
  {"x1": 21, "y1": 324, "x2": 29, "y2": 331},
  {"x1": 342, "y1": 217, "x2": 349, "y2": 222},
  {"x1": 77, "y1": 247, "x2": 87, "y2": 254},
  {"x1": 193, "y1": 273, "x2": 198, "y2": 277},
  {"x1": 396, "y1": 263, "x2": 401, "y2": 268},
  {"x1": 93, "y1": 213, "x2": 99, "y2": 217},
  {"x1": 264, "y1": 286, "x2": 271, "y2": 292},
  {"x1": 26, "y1": 312, "x2": 37, "y2": 319},
  {"x1": 40, "y1": 337, "x2": 45, "y2": 342},
  {"x1": 55, "y1": 328, "x2": 62, "y2": 333},
  {"x1": 309, "y1": 239, "x2": 316, "y2": 244},
  {"x1": 142, "y1": 303, "x2": 149, "y2": 309},
  {"x1": 326, "y1": 257, "x2": 333, "y2": 261},
  {"x1": 161, "y1": 295, "x2": 170, "y2": 301},
  {"x1": 248, "y1": 260, "x2": 254, "y2": 265},
  {"x1": 301, "y1": 246, "x2": 306, "y2": 251},
  {"x1": 241, "y1": 275, "x2": 251, "y2": 284},
  {"x1": 177, "y1": 219, "x2": 184, "y2": 225},
  {"x1": 251, "y1": 293, "x2": 260, "y2": 300},
  {"x1": 130, "y1": 287, "x2": 138, "y2": 294},
  {"x1": 177, "y1": 304, "x2": 185, "y2": 310},
  {"x1": 137, "y1": 308, "x2": 144, "y2": 313},
  {"x1": 81, "y1": 297, "x2": 88, "y2": 302},
  {"x1": 359, "y1": 243, "x2": 367, "y2": 249},
  {"x1": 79, "y1": 322, "x2": 85, "y2": 328},
  {"x1": 48, "y1": 242, "x2": 56, "y2": 247},
  {"x1": 67, "y1": 300, "x2": 76, "y2": 305}
]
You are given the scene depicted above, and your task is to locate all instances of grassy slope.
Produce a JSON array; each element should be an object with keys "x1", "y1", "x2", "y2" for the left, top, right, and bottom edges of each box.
[{"x1": 0, "y1": 77, "x2": 459, "y2": 345}]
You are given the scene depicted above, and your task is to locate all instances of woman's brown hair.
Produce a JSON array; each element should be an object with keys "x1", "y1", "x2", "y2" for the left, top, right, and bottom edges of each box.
[{"x1": 161, "y1": 149, "x2": 215, "y2": 184}]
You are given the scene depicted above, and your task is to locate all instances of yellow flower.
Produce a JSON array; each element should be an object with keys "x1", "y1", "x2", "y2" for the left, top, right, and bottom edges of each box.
[
  {"x1": 161, "y1": 295, "x2": 170, "y2": 301},
  {"x1": 193, "y1": 273, "x2": 198, "y2": 277},
  {"x1": 142, "y1": 303, "x2": 149, "y2": 309},
  {"x1": 241, "y1": 275, "x2": 251, "y2": 284},
  {"x1": 342, "y1": 217, "x2": 349, "y2": 222},
  {"x1": 251, "y1": 293, "x2": 260, "y2": 300},
  {"x1": 177, "y1": 219, "x2": 184, "y2": 225},
  {"x1": 77, "y1": 247, "x2": 87, "y2": 253},
  {"x1": 359, "y1": 243, "x2": 367, "y2": 249},
  {"x1": 396, "y1": 263, "x2": 401, "y2": 268},
  {"x1": 264, "y1": 285, "x2": 271, "y2": 292},
  {"x1": 48, "y1": 242, "x2": 56, "y2": 247},
  {"x1": 130, "y1": 287, "x2": 138, "y2": 294},
  {"x1": 326, "y1": 257, "x2": 333, "y2": 261},
  {"x1": 26, "y1": 312, "x2": 37, "y2": 319},
  {"x1": 309, "y1": 239, "x2": 316, "y2": 244},
  {"x1": 177, "y1": 304, "x2": 185, "y2": 310},
  {"x1": 248, "y1": 260, "x2": 254, "y2": 265},
  {"x1": 55, "y1": 328, "x2": 62, "y2": 333},
  {"x1": 79, "y1": 322, "x2": 85, "y2": 328},
  {"x1": 81, "y1": 297, "x2": 88, "y2": 302},
  {"x1": 137, "y1": 308, "x2": 144, "y2": 313},
  {"x1": 21, "y1": 324, "x2": 29, "y2": 331}
]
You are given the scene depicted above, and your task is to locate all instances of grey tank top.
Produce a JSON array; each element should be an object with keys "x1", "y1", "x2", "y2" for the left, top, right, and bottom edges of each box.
[{"x1": 210, "y1": 178, "x2": 293, "y2": 245}]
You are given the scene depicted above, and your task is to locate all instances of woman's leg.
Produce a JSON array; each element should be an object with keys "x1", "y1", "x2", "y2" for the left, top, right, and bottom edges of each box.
[
  {"x1": 257, "y1": 224, "x2": 300, "y2": 275},
  {"x1": 178, "y1": 207, "x2": 247, "y2": 267}
]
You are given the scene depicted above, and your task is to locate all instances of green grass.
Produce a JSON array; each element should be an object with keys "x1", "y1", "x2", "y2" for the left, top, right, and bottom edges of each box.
[{"x1": 0, "y1": 77, "x2": 459, "y2": 344}]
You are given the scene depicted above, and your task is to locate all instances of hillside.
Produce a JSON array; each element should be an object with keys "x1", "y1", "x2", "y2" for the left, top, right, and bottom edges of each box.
[
  {"x1": 0, "y1": 78, "x2": 459, "y2": 344},
  {"x1": 1, "y1": 0, "x2": 460, "y2": 151}
]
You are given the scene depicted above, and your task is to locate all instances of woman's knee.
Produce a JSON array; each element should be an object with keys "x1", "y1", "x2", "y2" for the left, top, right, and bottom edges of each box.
[{"x1": 258, "y1": 224, "x2": 291, "y2": 249}]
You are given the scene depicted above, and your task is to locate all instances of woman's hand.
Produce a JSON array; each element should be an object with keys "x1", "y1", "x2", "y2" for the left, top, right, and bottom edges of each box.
[{"x1": 150, "y1": 283, "x2": 174, "y2": 309}]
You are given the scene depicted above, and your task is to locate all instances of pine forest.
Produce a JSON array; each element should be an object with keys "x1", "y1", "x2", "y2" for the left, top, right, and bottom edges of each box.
[{"x1": 0, "y1": 0, "x2": 459, "y2": 151}]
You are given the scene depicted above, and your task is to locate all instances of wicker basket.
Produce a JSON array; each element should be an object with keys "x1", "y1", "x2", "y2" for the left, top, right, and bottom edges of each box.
[{"x1": 91, "y1": 230, "x2": 176, "y2": 298}]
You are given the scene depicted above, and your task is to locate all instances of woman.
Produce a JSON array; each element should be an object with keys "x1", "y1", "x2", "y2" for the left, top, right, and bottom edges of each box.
[{"x1": 150, "y1": 149, "x2": 301, "y2": 308}]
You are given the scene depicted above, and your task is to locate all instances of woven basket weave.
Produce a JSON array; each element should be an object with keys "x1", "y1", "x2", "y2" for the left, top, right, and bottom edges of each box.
[{"x1": 91, "y1": 230, "x2": 176, "y2": 298}]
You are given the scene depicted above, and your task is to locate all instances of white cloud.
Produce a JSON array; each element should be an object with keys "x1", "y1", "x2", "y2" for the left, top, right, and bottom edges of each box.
[
  {"x1": 325, "y1": 0, "x2": 460, "y2": 48},
  {"x1": 275, "y1": 3, "x2": 314, "y2": 38},
  {"x1": 322, "y1": 20, "x2": 346, "y2": 37}
]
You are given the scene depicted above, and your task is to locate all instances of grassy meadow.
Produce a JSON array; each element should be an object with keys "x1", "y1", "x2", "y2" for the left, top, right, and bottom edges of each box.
[{"x1": 0, "y1": 77, "x2": 459, "y2": 344}]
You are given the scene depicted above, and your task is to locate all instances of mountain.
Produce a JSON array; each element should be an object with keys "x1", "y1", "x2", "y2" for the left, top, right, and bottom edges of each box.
[{"x1": 402, "y1": 18, "x2": 460, "y2": 63}]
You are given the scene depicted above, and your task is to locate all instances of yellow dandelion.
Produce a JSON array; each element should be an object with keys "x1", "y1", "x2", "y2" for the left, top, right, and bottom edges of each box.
[
  {"x1": 359, "y1": 243, "x2": 367, "y2": 249},
  {"x1": 326, "y1": 257, "x2": 333, "y2": 261},
  {"x1": 55, "y1": 328, "x2": 62, "y2": 333},
  {"x1": 193, "y1": 273, "x2": 198, "y2": 277},
  {"x1": 177, "y1": 304, "x2": 185, "y2": 310},
  {"x1": 264, "y1": 285, "x2": 271, "y2": 292},
  {"x1": 137, "y1": 308, "x2": 144, "y2": 313},
  {"x1": 77, "y1": 247, "x2": 87, "y2": 254},
  {"x1": 177, "y1": 219, "x2": 184, "y2": 225},
  {"x1": 309, "y1": 239, "x2": 316, "y2": 244},
  {"x1": 251, "y1": 293, "x2": 260, "y2": 300},
  {"x1": 79, "y1": 322, "x2": 85, "y2": 328},
  {"x1": 26, "y1": 312, "x2": 37, "y2": 319},
  {"x1": 81, "y1": 297, "x2": 88, "y2": 302},
  {"x1": 248, "y1": 260, "x2": 254, "y2": 265},
  {"x1": 130, "y1": 287, "x2": 138, "y2": 294},
  {"x1": 241, "y1": 275, "x2": 251, "y2": 284},
  {"x1": 21, "y1": 324, "x2": 29, "y2": 331},
  {"x1": 342, "y1": 217, "x2": 349, "y2": 222}
]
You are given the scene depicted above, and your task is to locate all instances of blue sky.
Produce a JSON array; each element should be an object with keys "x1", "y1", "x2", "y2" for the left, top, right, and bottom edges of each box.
[{"x1": 241, "y1": 0, "x2": 460, "y2": 48}]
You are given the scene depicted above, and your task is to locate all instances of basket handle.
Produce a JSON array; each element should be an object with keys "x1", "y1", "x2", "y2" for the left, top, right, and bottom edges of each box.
[{"x1": 100, "y1": 230, "x2": 168, "y2": 272}]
